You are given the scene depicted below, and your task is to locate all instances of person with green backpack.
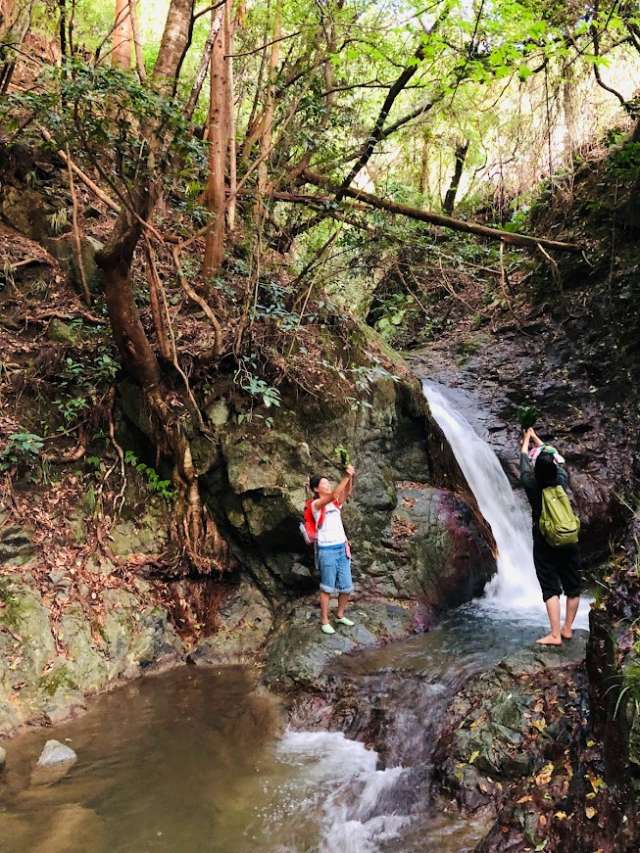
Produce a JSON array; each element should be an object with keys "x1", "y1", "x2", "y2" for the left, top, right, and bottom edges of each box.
[{"x1": 520, "y1": 427, "x2": 581, "y2": 645}]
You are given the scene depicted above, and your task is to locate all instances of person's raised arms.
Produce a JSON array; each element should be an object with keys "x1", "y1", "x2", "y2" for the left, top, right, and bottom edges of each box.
[{"x1": 313, "y1": 465, "x2": 355, "y2": 509}]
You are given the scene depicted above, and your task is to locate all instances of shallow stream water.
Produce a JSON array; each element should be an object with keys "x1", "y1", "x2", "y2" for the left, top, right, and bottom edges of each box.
[{"x1": 0, "y1": 607, "x2": 589, "y2": 853}]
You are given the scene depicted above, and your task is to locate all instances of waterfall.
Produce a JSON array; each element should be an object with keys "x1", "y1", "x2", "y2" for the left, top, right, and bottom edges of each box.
[{"x1": 422, "y1": 381, "x2": 544, "y2": 612}]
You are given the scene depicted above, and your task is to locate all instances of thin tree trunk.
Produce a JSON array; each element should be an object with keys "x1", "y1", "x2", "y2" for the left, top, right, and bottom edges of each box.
[
  {"x1": 58, "y1": 0, "x2": 66, "y2": 60},
  {"x1": 418, "y1": 133, "x2": 430, "y2": 195},
  {"x1": 113, "y1": 0, "x2": 132, "y2": 70},
  {"x1": 129, "y1": 0, "x2": 146, "y2": 81},
  {"x1": 203, "y1": 4, "x2": 227, "y2": 276},
  {"x1": 0, "y1": 0, "x2": 15, "y2": 34},
  {"x1": 562, "y1": 62, "x2": 576, "y2": 166},
  {"x1": 256, "y1": 1, "x2": 282, "y2": 201},
  {"x1": 184, "y1": 11, "x2": 217, "y2": 120},
  {"x1": 300, "y1": 169, "x2": 581, "y2": 253},
  {"x1": 443, "y1": 140, "x2": 469, "y2": 214},
  {"x1": 225, "y1": 0, "x2": 237, "y2": 231}
]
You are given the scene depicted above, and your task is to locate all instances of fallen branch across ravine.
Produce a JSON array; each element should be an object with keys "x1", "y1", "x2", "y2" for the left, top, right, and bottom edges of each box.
[{"x1": 298, "y1": 169, "x2": 582, "y2": 254}]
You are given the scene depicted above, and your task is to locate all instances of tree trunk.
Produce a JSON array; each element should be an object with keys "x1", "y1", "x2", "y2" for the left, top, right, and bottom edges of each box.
[
  {"x1": 443, "y1": 140, "x2": 469, "y2": 214},
  {"x1": 256, "y1": 1, "x2": 282, "y2": 201},
  {"x1": 562, "y1": 62, "x2": 577, "y2": 166},
  {"x1": 102, "y1": 255, "x2": 163, "y2": 390},
  {"x1": 97, "y1": 2, "x2": 230, "y2": 571},
  {"x1": 129, "y1": 0, "x2": 146, "y2": 81},
  {"x1": 153, "y1": 0, "x2": 194, "y2": 96},
  {"x1": 203, "y1": 5, "x2": 227, "y2": 276},
  {"x1": 112, "y1": 0, "x2": 133, "y2": 70},
  {"x1": 184, "y1": 10, "x2": 218, "y2": 120},
  {"x1": 418, "y1": 133, "x2": 430, "y2": 195},
  {"x1": 225, "y1": 0, "x2": 237, "y2": 231},
  {"x1": 0, "y1": 0, "x2": 14, "y2": 35}
]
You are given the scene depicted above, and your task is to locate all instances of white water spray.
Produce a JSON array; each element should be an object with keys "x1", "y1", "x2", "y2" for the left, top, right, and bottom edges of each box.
[
  {"x1": 274, "y1": 730, "x2": 409, "y2": 853},
  {"x1": 422, "y1": 381, "x2": 550, "y2": 614}
]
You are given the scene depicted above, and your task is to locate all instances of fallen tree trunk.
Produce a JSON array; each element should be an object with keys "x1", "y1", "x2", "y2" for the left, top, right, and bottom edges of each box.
[{"x1": 300, "y1": 170, "x2": 581, "y2": 254}]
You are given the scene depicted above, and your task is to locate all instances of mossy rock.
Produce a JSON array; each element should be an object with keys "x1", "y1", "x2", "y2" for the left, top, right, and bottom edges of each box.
[
  {"x1": 47, "y1": 318, "x2": 80, "y2": 345},
  {"x1": 108, "y1": 503, "x2": 169, "y2": 556}
]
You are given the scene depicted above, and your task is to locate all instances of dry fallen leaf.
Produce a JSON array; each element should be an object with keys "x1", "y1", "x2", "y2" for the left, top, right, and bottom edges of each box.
[{"x1": 535, "y1": 762, "x2": 554, "y2": 786}]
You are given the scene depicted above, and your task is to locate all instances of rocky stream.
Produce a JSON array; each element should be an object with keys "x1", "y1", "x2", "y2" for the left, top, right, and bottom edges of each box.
[{"x1": 3, "y1": 369, "x2": 627, "y2": 853}]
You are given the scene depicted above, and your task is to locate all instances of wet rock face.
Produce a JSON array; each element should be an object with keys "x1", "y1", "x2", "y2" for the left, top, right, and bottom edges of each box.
[
  {"x1": 262, "y1": 600, "x2": 418, "y2": 692},
  {"x1": 410, "y1": 328, "x2": 636, "y2": 562},
  {"x1": 283, "y1": 614, "x2": 595, "y2": 852},
  {"x1": 190, "y1": 580, "x2": 273, "y2": 665},
  {"x1": 382, "y1": 484, "x2": 496, "y2": 607}
]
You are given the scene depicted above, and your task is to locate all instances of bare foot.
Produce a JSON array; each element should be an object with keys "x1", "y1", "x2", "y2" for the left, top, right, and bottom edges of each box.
[{"x1": 536, "y1": 633, "x2": 562, "y2": 646}]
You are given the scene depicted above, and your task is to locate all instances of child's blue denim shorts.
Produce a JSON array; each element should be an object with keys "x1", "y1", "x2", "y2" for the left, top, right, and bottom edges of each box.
[{"x1": 316, "y1": 542, "x2": 352, "y2": 594}]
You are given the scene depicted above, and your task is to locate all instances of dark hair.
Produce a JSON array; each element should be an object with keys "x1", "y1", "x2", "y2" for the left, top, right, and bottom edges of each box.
[
  {"x1": 534, "y1": 451, "x2": 557, "y2": 489},
  {"x1": 309, "y1": 474, "x2": 324, "y2": 495}
]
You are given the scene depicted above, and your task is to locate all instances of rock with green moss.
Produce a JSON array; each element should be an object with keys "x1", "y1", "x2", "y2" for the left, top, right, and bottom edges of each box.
[
  {"x1": 0, "y1": 576, "x2": 183, "y2": 736},
  {"x1": 47, "y1": 318, "x2": 79, "y2": 345},
  {"x1": 45, "y1": 233, "x2": 104, "y2": 293},
  {"x1": 108, "y1": 502, "x2": 169, "y2": 556},
  {"x1": 434, "y1": 634, "x2": 588, "y2": 806}
]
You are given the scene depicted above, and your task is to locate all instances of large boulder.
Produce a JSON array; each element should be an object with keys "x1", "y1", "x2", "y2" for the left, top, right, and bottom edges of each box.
[
  {"x1": 434, "y1": 635, "x2": 588, "y2": 809},
  {"x1": 200, "y1": 365, "x2": 494, "y2": 612},
  {"x1": 370, "y1": 483, "x2": 496, "y2": 605}
]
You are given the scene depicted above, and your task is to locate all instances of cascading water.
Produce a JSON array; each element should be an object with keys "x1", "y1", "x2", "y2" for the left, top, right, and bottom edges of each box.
[{"x1": 422, "y1": 380, "x2": 589, "y2": 626}]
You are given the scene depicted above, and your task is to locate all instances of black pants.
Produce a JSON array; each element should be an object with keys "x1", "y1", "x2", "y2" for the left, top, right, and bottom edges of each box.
[{"x1": 533, "y1": 535, "x2": 581, "y2": 602}]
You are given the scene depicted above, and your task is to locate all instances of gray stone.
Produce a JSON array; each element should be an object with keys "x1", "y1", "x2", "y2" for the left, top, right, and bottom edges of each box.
[
  {"x1": 36, "y1": 740, "x2": 77, "y2": 767},
  {"x1": 45, "y1": 234, "x2": 104, "y2": 293},
  {"x1": 263, "y1": 600, "x2": 416, "y2": 691}
]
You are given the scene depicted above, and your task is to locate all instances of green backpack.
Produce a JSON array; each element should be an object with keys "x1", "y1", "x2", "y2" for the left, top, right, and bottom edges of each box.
[{"x1": 539, "y1": 485, "x2": 580, "y2": 547}]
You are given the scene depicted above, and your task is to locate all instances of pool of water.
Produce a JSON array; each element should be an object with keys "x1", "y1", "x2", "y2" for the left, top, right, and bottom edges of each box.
[{"x1": 0, "y1": 665, "x2": 428, "y2": 853}]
